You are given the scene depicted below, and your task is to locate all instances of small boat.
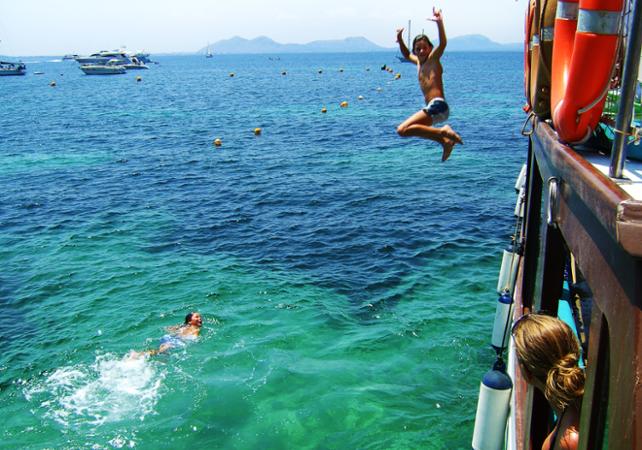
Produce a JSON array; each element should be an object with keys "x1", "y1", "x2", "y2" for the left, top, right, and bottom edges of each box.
[
  {"x1": 123, "y1": 62, "x2": 148, "y2": 70},
  {"x1": 205, "y1": 43, "x2": 213, "y2": 58},
  {"x1": 79, "y1": 59, "x2": 126, "y2": 75},
  {"x1": 0, "y1": 61, "x2": 26, "y2": 76},
  {"x1": 122, "y1": 56, "x2": 148, "y2": 70}
]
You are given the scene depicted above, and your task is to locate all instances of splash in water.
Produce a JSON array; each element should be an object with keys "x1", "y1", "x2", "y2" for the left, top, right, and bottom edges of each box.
[{"x1": 25, "y1": 353, "x2": 165, "y2": 427}]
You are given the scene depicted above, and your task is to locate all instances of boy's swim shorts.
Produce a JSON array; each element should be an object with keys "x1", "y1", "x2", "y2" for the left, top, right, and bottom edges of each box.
[
  {"x1": 423, "y1": 98, "x2": 449, "y2": 124},
  {"x1": 159, "y1": 334, "x2": 186, "y2": 349}
]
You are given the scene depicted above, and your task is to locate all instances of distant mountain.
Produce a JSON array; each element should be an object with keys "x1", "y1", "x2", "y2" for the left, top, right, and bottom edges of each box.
[
  {"x1": 447, "y1": 34, "x2": 521, "y2": 52},
  {"x1": 199, "y1": 34, "x2": 521, "y2": 55},
  {"x1": 203, "y1": 36, "x2": 388, "y2": 54}
]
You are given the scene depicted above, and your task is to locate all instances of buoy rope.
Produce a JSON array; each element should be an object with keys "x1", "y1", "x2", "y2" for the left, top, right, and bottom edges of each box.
[{"x1": 496, "y1": 185, "x2": 526, "y2": 360}]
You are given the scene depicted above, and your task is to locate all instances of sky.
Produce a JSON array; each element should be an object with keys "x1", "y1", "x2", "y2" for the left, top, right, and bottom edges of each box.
[{"x1": 0, "y1": 0, "x2": 527, "y2": 56}]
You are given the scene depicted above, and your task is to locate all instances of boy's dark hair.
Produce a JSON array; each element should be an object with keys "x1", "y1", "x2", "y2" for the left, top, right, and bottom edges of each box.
[
  {"x1": 412, "y1": 34, "x2": 433, "y2": 54},
  {"x1": 185, "y1": 312, "x2": 193, "y2": 324}
]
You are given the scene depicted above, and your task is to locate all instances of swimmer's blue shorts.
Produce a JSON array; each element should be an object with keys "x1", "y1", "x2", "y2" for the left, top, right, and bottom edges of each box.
[
  {"x1": 159, "y1": 335, "x2": 186, "y2": 349},
  {"x1": 422, "y1": 98, "x2": 449, "y2": 124}
]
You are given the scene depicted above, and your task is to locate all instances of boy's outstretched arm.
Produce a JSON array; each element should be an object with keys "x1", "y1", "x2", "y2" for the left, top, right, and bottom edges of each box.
[
  {"x1": 429, "y1": 7, "x2": 447, "y2": 58},
  {"x1": 397, "y1": 28, "x2": 418, "y2": 63}
]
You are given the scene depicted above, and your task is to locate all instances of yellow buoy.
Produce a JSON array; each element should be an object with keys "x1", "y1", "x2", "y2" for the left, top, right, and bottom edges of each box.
[
  {"x1": 321, "y1": 107, "x2": 327, "y2": 113},
  {"x1": 49, "y1": 80, "x2": 56, "y2": 87},
  {"x1": 395, "y1": 73, "x2": 401, "y2": 79},
  {"x1": 229, "y1": 72, "x2": 235, "y2": 77},
  {"x1": 254, "y1": 127, "x2": 262, "y2": 135},
  {"x1": 340, "y1": 101, "x2": 348, "y2": 108},
  {"x1": 136, "y1": 76, "x2": 142, "y2": 82},
  {"x1": 213, "y1": 138, "x2": 222, "y2": 147}
]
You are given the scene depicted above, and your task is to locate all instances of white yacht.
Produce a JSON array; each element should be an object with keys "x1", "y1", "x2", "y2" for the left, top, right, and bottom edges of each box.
[
  {"x1": 79, "y1": 59, "x2": 126, "y2": 75},
  {"x1": 0, "y1": 61, "x2": 26, "y2": 76},
  {"x1": 75, "y1": 50, "x2": 132, "y2": 65}
]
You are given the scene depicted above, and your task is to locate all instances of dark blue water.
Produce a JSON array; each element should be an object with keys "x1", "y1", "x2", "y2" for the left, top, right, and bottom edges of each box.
[{"x1": 1, "y1": 52, "x2": 526, "y2": 449}]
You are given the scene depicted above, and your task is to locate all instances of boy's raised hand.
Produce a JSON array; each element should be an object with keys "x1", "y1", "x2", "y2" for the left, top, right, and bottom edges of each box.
[
  {"x1": 396, "y1": 28, "x2": 405, "y2": 42},
  {"x1": 428, "y1": 7, "x2": 443, "y2": 22}
]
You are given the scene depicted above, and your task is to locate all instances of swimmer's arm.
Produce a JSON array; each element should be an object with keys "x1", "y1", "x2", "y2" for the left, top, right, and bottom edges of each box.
[
  {"x1": 429, "y1": 7, "x2": 447, "y2": 59},
  {"x1": 396, "y1": 28, "x2": 419, "y2": 64}
]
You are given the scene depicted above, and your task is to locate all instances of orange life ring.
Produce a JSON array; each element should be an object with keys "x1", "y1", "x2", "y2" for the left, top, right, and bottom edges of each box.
[{"x1": 551, "y1": 0, "x2": 623, "y2": 143}]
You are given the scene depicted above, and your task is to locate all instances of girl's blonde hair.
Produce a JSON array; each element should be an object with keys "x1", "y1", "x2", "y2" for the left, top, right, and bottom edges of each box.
[{"x1": 513, "y1": 314, "x2": 585, "y2": 411}]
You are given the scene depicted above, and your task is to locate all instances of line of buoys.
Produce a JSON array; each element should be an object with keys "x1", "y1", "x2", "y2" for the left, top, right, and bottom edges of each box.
[
  {"x1": 395, "y1": 73, "x2": 401, "y2": 80},
  {"x1": 472, "y1": 358, "x2": 513, "y2": 450},
  {"x1": 254, "y1": 127, "x2": 262, "y2": 135},
  {"x1": 321, "y1": 107, "x2": 327, "y2": 113},
  {"x1": 340, "y1": 101, "x2": 348, "y2": 108},
  {"x1": 213, "y1": 138, "x2": 222, "y2": 147}
]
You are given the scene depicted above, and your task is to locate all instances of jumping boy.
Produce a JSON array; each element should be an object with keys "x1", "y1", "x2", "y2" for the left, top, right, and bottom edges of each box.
[{"x1": 396, "y1": 7, "x2": 463, "y2": 162}]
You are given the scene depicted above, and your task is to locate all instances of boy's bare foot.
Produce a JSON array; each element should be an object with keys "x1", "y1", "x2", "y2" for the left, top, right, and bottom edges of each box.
[
  {"x1": 442, "y1": 125, "x2": 463, "y2": 145},
  {"x1": 441, "y1": 137, "x2": 455, "y2": 162}
]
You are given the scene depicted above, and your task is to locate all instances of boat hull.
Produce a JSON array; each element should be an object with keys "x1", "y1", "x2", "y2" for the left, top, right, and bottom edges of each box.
[{"x1": 80, "y1": 66, "x2": 126, "y2": 75}]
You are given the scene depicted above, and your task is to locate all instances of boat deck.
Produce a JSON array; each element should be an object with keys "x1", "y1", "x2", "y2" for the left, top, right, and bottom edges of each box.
[{"x1": 581, "y1": 151, "x2": 642, "y2": 199}]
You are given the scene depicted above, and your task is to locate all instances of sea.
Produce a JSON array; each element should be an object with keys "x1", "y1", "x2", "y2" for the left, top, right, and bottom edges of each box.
[{"x1": 1, "y1": 51, "x2": 526, "y2": 449}]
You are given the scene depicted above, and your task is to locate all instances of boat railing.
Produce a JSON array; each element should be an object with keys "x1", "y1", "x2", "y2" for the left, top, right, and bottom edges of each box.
[{"x1": 610, "y1": 0, "x2": 642, "y2": 178}]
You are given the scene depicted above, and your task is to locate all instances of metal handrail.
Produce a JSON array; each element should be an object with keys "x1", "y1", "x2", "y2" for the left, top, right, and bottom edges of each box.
[{"x1": 610, "y1": 0, "x2": 642, "y2": 179}]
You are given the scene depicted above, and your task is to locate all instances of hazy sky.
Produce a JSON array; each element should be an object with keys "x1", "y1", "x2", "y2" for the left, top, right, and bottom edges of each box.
[{"x1": 0, "y1": 0, "x2": 526, "y2": 56}]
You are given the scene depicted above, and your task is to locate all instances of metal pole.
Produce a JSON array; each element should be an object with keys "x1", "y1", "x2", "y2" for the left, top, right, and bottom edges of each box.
[{"x1": 610, "y1": 0, "x2": 642, "y2": 178}]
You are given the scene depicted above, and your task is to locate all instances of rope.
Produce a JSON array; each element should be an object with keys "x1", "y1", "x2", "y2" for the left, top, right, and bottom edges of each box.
[{"x1": 496, "y1": 180, "x2": 527, "y2": 360}]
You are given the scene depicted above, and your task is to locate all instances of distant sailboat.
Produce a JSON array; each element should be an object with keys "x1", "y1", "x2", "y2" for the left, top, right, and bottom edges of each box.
[
  {"x1": 205, "y1": 43, "x2": 213, "y2": 58},
  {"x1": 398, "y1": 20, "x2": 413, "y2": 63}
]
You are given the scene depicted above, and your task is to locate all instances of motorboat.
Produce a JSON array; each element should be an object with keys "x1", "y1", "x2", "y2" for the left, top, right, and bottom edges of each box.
[
  {"x1": 123, "y1": 57, "x2": 148, "y2": 70},
  {"x1": 75, "y1": 50, "x2": 132, "y2": 65},
  {"x1": 128, "y1": 51, "x2": 151, "y2": 64},
  {"x1": 0, "y1": 61, "x2": 26, "y2": 76},
  {"x1": 79, "y1": 59, "x2": 126, "y2": 75}
]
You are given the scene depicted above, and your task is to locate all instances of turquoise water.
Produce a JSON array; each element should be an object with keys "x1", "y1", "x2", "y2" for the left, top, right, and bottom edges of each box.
[{"x1": 1, "y1": 52, "x2": 525, "y2": 449}]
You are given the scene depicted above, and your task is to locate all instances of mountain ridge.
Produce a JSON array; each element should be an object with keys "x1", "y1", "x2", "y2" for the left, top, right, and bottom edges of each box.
[{"x1": 200, "y1": 35, "x2": 520, "y2": 54}]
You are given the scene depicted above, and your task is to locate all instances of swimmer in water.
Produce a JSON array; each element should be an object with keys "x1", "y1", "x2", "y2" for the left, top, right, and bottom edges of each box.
[{"x1": 131, "y1": 312, "x2": 203, "y2": 358}]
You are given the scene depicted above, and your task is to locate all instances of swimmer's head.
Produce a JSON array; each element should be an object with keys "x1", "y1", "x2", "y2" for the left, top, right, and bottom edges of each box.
[
  {"x1": 412, "y1": 34, "x2": 433, "y2": 59},
  {"x1": 185, "y1": 312, "x2": 203, "y2": 327}
]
